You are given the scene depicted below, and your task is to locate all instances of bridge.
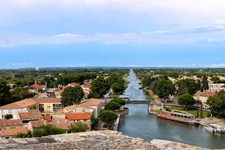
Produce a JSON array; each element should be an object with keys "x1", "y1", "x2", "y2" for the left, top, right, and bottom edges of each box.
[{"x1": 126, "y1": 100, "x2": 150, "y2": 104}]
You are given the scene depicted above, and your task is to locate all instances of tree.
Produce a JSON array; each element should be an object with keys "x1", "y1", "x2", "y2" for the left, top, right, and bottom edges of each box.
[
  {"x1": 105, "y1": 101, "x2": 120, "y2": 110},
  {"x1": 207, "y1": 91, "x2": 225, "y2": 117},
  {"x1": 91, "y1": 115, "x2": 99, "y2": 130},
  {"x1": 111, "y1": 83, "x2": 125, "y2": 95},
  {"x1": 11, "y1": 87, "x2": 35, "y2": 102},
  {"x1": 177, "y1": 79, "x2": 199, "y2": 95},
  {"x1": 112, "y1": 97, "x2": 126, "y2": 106},
  {"x1": 90, "y1": 77, "x2": 110, "y2": 98},
  {"x1": 202, "y1": 75, "x2": 209, "y2": 91},
  {"x1": 0, "y1": 79, "x2": 11, "y2": 106},
  {"x1": 178, "y1": 94, "x2": 196, "y2": 108},
  {"x1": 61, "y1": 86, "x2": 84, "y2": 107},
  {"x1": 156, "y1": 80, "x2": 175, "y2": 100},
  {"x1": 69, "y1": 121, "x2": 89, "y2": 133},
  {"x1": 99, "y1": 110, "x2": 118, "y2": 129}
]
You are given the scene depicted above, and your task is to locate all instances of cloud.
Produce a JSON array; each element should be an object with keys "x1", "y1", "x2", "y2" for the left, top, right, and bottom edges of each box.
[{"x1": 1, "y1": 23, "x2": 225, "y2": 47}]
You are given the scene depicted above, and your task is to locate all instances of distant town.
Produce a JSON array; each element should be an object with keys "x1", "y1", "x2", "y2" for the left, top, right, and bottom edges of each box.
[{"x1": 0, "y1": 68, "x2": 225, "y2": 148}]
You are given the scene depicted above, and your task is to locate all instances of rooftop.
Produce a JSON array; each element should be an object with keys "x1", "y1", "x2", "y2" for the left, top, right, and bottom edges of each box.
[
  {"x1": 0, "y1": 127, "x2": 28, "y2": 137},
  {"x1": 79, "y1": 98, "x2": 102, "y2": 107},
  {"x1": 18, "y1": 110, "x2": 42, "y2": 121},
  {"x1": 194, "y1": 91, "x2": 216, "y2": 97},
  {"x1": 0, "y1": 99, "x2": 38, "y2": 109},
  {"x1": 65, "y1": 113, "x2": 90, "y2": 120}
]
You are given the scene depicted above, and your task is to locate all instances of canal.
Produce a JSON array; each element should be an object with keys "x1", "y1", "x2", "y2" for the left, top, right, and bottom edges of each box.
[{"x1": 118, "y1": 69, "x2": 225, "y2": 149}]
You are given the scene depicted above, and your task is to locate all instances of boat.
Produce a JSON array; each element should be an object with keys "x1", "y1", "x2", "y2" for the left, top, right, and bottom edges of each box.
[
  {"x1": 157, "y1": 110, "x2": 198, "y2": 125},
  {"x1": 119, "y1": 95, "x2": 130, "y2": 102},
  {"x1": 204, "y1": 124, "x2": 225, "y2": 134}
]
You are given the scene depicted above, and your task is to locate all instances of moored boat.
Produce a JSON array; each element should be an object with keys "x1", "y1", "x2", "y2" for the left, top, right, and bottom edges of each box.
[{"x1": 204, "y1": 124, "x2": 225, "y2": 134}]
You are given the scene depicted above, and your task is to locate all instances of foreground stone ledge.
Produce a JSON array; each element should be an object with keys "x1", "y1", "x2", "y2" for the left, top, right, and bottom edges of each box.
[{"x1": 0, "y1": 131, "x2": 208, "y2": 150}]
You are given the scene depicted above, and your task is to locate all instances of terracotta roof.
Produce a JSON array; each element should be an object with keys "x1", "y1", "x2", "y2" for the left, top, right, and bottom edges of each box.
[
  {"x1": 50, "y1": 118, "x2": 71, "y2": 130},
  {"x1": 43, "y1": 116, "x2": 52, "y2": 121},
  {"x1": 0, "y1": 99, "x2": 38, "y2": 109},
  {"x1": 32, "y1": 98, "x2": 61, "y2": 103},
  {"x1": 30, "y1": 120, "x2": 45, "y2": 128},
  {"x1": 69, "y1": 83, "x2": 79, "y2": 87},
  {"x1": 65, "y1": 113, "x2": 90, "y2": 120},
  {"x1": 18, "y1": 110, "x2": 42, "y2": 120},
  {"x1": 79, "y1": 98, "x2": 102, "y2": 106},
  {"x1": 0, "y1": 127, "x2": 28, "y2": 137},
  {"x1": 63, "y1": 105, "x2": 94, "y2": 112},
  {"x1": 194, "y1": 92, "x2": 216, "y2": 97},
  {"x1": 0, "y1": 119, "x2": 23, "y2": 127},
  {"x1": 30, "y1": 84, "x2": 44, "y2": 90}
]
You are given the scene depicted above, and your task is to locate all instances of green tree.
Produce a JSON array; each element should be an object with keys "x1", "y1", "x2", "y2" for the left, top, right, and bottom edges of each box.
[
  {"x1": 112, "y1": 97, "x2": 126, "y2": 106},
  {"x1": 202, "y1": 75, "x2": 209, "y2": 91},
  {"x1": 90, "y1": 77, "x2": 110, "y2": 98},
  {"x1": 156, "y1": 80, "x2": 175, "y2": 100},
  {"x1": 207, "y1": 92, "x2": 225, "y2": 117},
  {"x1": 177, "y1": 79, "x2": 199, "y2": 95},
  {"x1": 91, "y1": 115, "x2": 99, "y2": 130},
  {"x1": 111, "y1": 83, "x2": 125, "y2": 95},
  {"x1": 99, "y1": 110, "x2": 118, "y2": 129},
  {"x1": 69, "y1": 121, "x2": 89, "y2": 133},
  {"x1": 33, "y1": 124, "x2": 65, "y2": 137},
  {"x1": 178, "y1": 94, "x2": 196, "y2": 108},
  {"x1": 0, "y1": 79, "x2": 11, "y2": 106},
  {"x1": 11, "y1": 87, "x2": 35, "y2": 102},
  {"x1": 61, "y1": 86, "x2": 84, "y2": 107},
  {"x1": 105, "y1": 101, "x2": 120, "y2": 110}
]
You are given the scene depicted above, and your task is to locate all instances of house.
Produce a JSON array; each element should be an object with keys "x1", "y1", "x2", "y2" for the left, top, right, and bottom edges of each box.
[
  {"x1": 63, "y1": 105, "x2": 95, "y2": 116},
  {"x1": 0, "y1": 119, "x2": 23, "y2": 130},
  {"x1": 27, "y1": 120, "x2": 46, "y2": 131},
  {"x1": 65, "y1": 113, "x2": 91, "y2": 130},
  {"x1": 33, "y1": 98, "x2": 61, "y2": 114},
  {"x1": 194, "y1": 91, "x2": 216, "y2": 107},
  {"x1": 0, "y1": 99, "x2": 39, "y2": 119},
  {"x1": 18, "y1": 110, "x2": 42, "y2": 123},
  {"x1": 78, "y1": 98, "x2": 102, "y2": 118},
  {"x1": 27, "y1": 83, "x2": 44, "y2": 93},
  {"x1": 208, "y1": 82, "x2": 225, "y2": 92},
  {"x1": 0, "y1": 127, "x2": 29, "y2": 137},
  {"x1": 50, "y1": 118, "x2": 72, "y2": 131}
]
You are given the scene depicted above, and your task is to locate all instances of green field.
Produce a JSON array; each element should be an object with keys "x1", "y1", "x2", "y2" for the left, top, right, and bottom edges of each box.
[{"x1": 166, "y1": 106, "x2": 210, "y2": 118}]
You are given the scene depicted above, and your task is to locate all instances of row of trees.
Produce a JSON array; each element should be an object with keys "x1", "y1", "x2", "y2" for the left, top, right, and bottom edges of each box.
[
  {"x1": 142, "y1": 75, "x2": 209, "y2": 100},
  {"x1": 90, "y1": 75, "x2": 125, "y2": 98}
]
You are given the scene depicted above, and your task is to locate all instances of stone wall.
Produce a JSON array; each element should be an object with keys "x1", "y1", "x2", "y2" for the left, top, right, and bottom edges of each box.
[{"x1": 0, "y1": 130, "x2": 208, "y2": 150}]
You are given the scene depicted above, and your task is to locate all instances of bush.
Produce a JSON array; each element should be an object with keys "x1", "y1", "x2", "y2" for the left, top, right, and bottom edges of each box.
[
  {"x1": 105, "y1": 101, "x2": 120, "y2": 110},
  {"x1": 69, "y1": 121, "x2": 89, "y2": 133},
  {"x1": 112, "y1": 97, "x2": 126, "y2": 106},
  {"x1": 33, "y1": 124, "x2": 65, "y2": 137}
]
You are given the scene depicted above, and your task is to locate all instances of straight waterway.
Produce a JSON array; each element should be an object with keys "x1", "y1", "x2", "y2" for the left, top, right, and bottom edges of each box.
[{"x1": 118, "y1": 70, "x2": 225, "y2": 149}]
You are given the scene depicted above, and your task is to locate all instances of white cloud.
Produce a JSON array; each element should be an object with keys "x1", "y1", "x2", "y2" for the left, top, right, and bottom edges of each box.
[{"x1": 1, "y1": 24, "x2": 225, "y2": 47}]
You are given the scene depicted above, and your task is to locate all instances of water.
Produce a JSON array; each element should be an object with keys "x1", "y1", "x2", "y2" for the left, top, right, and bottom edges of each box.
[{"x1": 118, "y1": 69, "x2": 225, "y2": 149}]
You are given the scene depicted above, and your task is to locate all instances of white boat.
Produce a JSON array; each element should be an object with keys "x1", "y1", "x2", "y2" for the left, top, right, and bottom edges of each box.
[
  {"x1": 204, "y1": 124, "x2": 225, "y2": 134},
  {"x1": 119, "y1": 95, "x2": 130, "y2": 102}
]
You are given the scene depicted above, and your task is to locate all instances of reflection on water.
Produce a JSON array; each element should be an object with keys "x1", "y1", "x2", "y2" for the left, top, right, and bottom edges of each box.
[{"x1": 118, "y1": 70, "x2": 225, "y2": 149}]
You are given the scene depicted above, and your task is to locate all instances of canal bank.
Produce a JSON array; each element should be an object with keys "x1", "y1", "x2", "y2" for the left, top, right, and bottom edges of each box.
[{"x1": 118, "y1": 69, "x2": 225, "y2": 149}]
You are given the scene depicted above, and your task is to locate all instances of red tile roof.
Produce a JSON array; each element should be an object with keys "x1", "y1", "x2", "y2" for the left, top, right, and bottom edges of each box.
[
  {"x1": 79, "y1": 98, "x2": 102, "y2": 106},
  {"x1": 0, "y1": 99, "x2": 38, "y2": 109},
  {"x1": 50, "y1": 118, "x2": 71, "y2": 130},
  {"x1": 69, "y1": 83, "x2": 79, "y2": 87},
  {"x1": 30, "y1": 120, "x2": 45, "y2": 128},
  {"x1": 32, "y1": 98, "x2": 61, "y2": 103},
  {"x1": 30, "y1": 84, "x2": 44, "y2": 90},
  {"x1": 194, "y1": 92, "x2": 216, "y2": 97},
  {"x1": 0, "y1": 127, "x2": 28, "y2": 137},
  {"x1": 43, "y1": 116, "x2": 52, "y2": 121},
  {"x1": 18, "y1": 110, "x2": 42, "y2": 120},
  {"x1": 0, "y1": 119, "x2": 23, "y2": 127},
  {"x1": 65, "y1": 113, "x2": 90, "y2": 120}
]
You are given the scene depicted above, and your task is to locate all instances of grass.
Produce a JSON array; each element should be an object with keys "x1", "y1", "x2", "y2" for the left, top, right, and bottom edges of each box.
[{"x1": 166, "y1": 106, "x2": 210, "y2": 118}]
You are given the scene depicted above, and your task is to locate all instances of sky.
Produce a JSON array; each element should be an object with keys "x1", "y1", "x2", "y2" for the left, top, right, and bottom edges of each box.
[{"x1": 1, "y1": 0, "x2": 225, "y2": 69}]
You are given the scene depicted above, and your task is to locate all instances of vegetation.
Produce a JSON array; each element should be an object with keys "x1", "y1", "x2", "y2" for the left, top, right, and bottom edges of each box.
[
  {"x1": 61, "y1": 86, "x2": 84, "y2": 107},
  {"x1": 11, "y1": 87, "x2": 35, "y2": 102},
  {"x1": 90, "y1": 76, "x2": 110, "y2": 98},
  {"x1": 99, "y1": 110, "x2": 118, "y2": 129},
  {"x1": 105, "y1": 101, "x2": 121, "y2": 110},
  {"x1": 156, "y1": 79, "x2": 175, "y2": 100},
  {"x1": 0, "y1": 79, "x2": 11, "y2": 106},
  {"x1": 177, "y1": 79, "x2": 200, "y2": 95},
  {"x1": 32, "y1": 124, "x2": 66, "y2": 137},
  {"x1": 68, "y1": 121, "x2": 89, "y2": 133},
  {"x1": 91, "y1": 115, "x2": 99, "y2": 130},
  {"x1": 178, "y1": 94, "x2": 196, "y2": 108},
  {"x1": 112, "y1": 97, "x2": 126, "y2": 106},
  {"x1": 207, "y1": 90, "x2": 225, "y2": 117}
]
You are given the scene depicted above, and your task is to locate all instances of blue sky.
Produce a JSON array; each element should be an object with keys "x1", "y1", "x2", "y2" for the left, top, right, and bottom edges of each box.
[{"x1": 1, "y1": 0, "x2": 225, "y2": 69}]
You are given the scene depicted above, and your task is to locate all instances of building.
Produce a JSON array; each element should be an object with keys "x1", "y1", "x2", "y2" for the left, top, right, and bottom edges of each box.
[
  {"x1": 78, "y1": 98, "x2": 102, "y2": 118},
  {"x1": 0, "y1": 127, "x2": 29, "y2": 137},
  {"x1": 27, "y1": 83, "x2": 44, "y2": 93},
  {"x1": 32, "y1": 98, "x2": 61, "y2": 115},
  {"x1": 208, "y1": 82, "x2": 225, "y2": 92},
  {"x1": 18, "y1": 110, "x2": 43, "y2": 123},
  {"x1": 0, "y1": 99, "x2": 39, "y2": 119},
  {"x1": 194, "y1": 91, "x2": 216, "y2": 107}
]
